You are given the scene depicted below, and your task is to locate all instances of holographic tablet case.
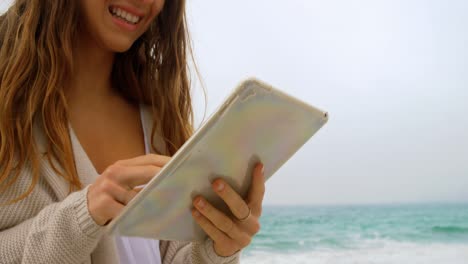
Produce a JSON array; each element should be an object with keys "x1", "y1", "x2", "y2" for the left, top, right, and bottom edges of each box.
[{"x1": 106, "y1": 78, "x2": 329, "y2": 242}]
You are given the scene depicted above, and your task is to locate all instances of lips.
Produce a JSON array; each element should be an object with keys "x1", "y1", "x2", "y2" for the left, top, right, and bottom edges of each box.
[{"x1": 109, "y1": 5, "x2": 142, "y2": 25}]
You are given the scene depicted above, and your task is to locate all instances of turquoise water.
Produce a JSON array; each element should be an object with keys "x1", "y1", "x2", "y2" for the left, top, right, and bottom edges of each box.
[{"x1": 243, "y1": 204, "x2": 468, "y2": 263}]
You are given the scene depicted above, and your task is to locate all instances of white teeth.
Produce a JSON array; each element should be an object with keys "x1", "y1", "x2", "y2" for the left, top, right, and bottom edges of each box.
[{"x1": 110, "y1": 7, "x2": 141, "y2": 25}]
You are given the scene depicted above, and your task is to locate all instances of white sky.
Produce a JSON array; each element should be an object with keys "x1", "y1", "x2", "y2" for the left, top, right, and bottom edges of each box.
[
  {"x1": 1, "y1": 1, "x2": 467, "y2": 205},
  {"x1": 186, "y1": 0, "x2": 468, "y2": 205}
]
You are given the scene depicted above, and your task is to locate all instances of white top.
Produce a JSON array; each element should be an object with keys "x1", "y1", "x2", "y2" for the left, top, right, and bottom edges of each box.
[{"x1": 114, "y1": 104, "x2": 161, "y2": 264}]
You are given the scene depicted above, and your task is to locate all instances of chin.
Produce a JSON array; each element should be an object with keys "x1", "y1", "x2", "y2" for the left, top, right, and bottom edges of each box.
[
  {"x1": 107, "y1": 38, "x2": 137, "y2": 53},
  {"x1": 112, "y1": 44, "x2": 133, "y2": 53}
]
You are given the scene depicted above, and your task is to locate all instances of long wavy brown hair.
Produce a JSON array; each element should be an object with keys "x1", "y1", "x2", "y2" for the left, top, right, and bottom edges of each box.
[{"x1": 0, "y1": 0, "x2": 195, "y2": 204}]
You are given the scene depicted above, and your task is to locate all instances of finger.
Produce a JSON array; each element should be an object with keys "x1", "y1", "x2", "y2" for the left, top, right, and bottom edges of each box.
[
  {"x1": 246, "y1": 163, "x2": 265, "y2": 216},
  {"x1": 95, "y1": 195, "x2": 126, "y2": 226},
  {"x1": 99, "y1": 178, "x2": 138, "y2": 205},
  {"x1": 133, "y1": 186, "x2": 144, "y2": 193},
  {"x1": 115, "y1": 154, "x2": 171, "y2": 167},
  {"x1": 212, "y1": 179, "x2": 250, "y2": 221},
  {"x1": 193, "y1": 197, "x2": 250, "y2": 244},
  {"x1": 103, "y1": 164, "x2": 161, "y2": 188},
  {"x1": 194, "y1": 197, "x2": 235, "y2": 234},
  {"x1": 191, "y1": 209, "x2": 236, "y2": 250}
]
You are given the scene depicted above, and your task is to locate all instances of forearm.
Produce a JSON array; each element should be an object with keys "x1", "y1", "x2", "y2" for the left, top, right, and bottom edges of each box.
[
  {"x1": 159, "y1": 239, "x2": 240, "y2": 264},
  {"x1": 0, "y1": 186, "x2": 104, "y2": 264}
]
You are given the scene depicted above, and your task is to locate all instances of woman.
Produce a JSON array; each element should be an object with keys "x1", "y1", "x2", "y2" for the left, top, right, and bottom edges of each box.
[{"x1": 0, "y1": 0, "x2": 265, "y2": 263}]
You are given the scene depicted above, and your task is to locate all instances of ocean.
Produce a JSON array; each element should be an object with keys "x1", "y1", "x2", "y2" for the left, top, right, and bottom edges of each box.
[{"x1": 242, "y1": 204, "x2": 468, "y2": 264}]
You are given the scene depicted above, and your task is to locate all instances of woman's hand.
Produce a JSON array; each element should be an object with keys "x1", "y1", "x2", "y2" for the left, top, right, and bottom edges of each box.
[
  {"x1": 192, "y1": 163, "x2": 265, "y2": 257},
  {"x1": 87, "y1": 154, "x2": 171, "y2": 226}
]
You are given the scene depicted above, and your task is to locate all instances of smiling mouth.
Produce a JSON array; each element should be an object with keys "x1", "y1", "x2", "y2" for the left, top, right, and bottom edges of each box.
[{"x1": 109, "y1": 6, "x2": 142, "y2": 25}]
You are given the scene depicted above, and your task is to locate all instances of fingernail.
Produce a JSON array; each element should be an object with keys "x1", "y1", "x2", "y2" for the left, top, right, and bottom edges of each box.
[
  {"x1": 197, "y1": 198, "x2": 205, "y2": 208},
  {"x1": 216, "y1": 181, "x2": 224, "y2": 191},
  {"x1": 193, "y1": 210, "x2": 200, "y2": 217},
  {"x1": 261, "y1": 164, "x2": 265, "y2": 175}
]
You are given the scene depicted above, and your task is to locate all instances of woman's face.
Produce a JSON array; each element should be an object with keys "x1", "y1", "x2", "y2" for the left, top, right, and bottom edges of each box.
[{"x1": 78, "y1": 0, "x2": 165, "y2": 52}]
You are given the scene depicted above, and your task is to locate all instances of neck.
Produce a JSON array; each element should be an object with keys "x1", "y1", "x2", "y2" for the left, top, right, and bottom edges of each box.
[{"x1": 67, "y1": 33, "x2": 118, "y2": 108}]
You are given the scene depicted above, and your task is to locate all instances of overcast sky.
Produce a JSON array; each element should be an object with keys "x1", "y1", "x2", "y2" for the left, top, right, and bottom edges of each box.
[
  {"x1": 186, "y1": 0, "x2": 468, "y2": 205},
  {"x1": 1, "y1": 1, "x2": 467, "y2": 205}
]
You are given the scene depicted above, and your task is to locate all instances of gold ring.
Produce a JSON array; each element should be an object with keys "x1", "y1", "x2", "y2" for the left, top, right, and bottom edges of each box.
[{"x1": 237, "y1": 207, "x2": 251, "y2": 222}]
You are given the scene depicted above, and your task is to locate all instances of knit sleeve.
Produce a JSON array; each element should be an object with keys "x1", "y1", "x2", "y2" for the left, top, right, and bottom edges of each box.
[
  {"x1": 159, "y1": 238, "x2": 241, "y2": 264},
  {"x1": 0, "y1": 185, "x2": 104, "y2": 264}
]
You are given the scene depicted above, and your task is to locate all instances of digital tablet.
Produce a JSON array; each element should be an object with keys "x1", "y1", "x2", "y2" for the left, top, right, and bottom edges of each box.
[{"x1": 106, "y1": 78, "x2": 329, "y2": 242}]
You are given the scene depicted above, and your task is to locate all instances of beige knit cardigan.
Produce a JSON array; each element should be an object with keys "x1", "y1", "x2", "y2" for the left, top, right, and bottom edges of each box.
[{"x1": 0, "y1": 105, "x2": 241, "y2": 264}]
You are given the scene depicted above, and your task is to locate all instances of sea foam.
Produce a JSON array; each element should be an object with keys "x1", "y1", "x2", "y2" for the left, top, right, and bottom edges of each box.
[{"x1": 242, "y1": 240, "x2": 468, "y2": 264}]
